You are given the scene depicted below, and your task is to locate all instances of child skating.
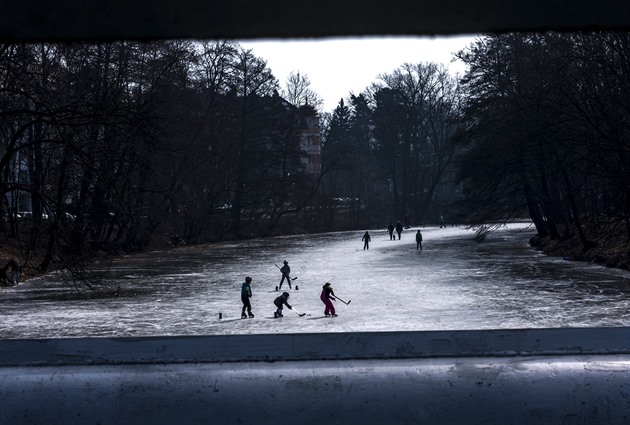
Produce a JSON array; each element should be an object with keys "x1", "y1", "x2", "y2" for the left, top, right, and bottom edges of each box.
[
  {"x1": 241, "y1": 276, "x2": 254, "y2": 318},
  {"x1": 273, "y1": 292, "x2": 292, "y2": 318},
  {"x1": 278, "y1": 260, "x2": 292, "y2": 290},
  {"x1": 320, "y1": 282, "x2": 337, "y2": 317}
]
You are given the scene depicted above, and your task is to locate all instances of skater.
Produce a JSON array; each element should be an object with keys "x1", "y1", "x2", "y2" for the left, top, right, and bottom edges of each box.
[
  {"x1": 320, "y1": 282, "x2": 337, "y2": 317},
  {"x1": 416, "y1": 230, "x2": 423, "y2": 250},
  {"x1": 241, "y1": 276, "x2": 254, "y2": 318},
  {"x1": 362, "y1": 230, "x2": 371, "y2": 250},
  {"x1": 439, "y1": 215, "x2": 445, "y2": 228},
  {"x1": 279, "y1": 260, "x2": 292, "y2": 289},
  {"x1": 395, "y1": 221, "x2": 403, "y2": 240},
  {"x1": 274, "y1": 292, "x2": 292, "y2": 318},
  {"x1": 387, "y1": 223, "x2": 395, "y2": 240}
]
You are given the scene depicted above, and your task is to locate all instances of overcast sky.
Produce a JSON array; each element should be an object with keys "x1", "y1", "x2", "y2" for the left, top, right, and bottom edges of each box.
[{"x1": 239, "y1": 35, "x2": 478, "y2": 112}]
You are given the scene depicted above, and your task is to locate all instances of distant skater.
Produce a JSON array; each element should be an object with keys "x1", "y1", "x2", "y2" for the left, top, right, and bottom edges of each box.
[
  {"x1": 362, "y1": 230, "x2": 371, "y2": 250},
  {"x1": 241, "y1": 276, "x2": 254, "y2": 318},
  {"x1": 387, "y1": 223, "x2": 395, "y2": 240},
  {"x1": 279, "y1": 260, "x2": 292, "y2": 290},
  {"x1": 395, "y1": 221, "x2": 403, "y2": 240},
  {"x1": 274, "y1": 292, "x2": 292, "y2": 318},
  {"x1": 320, "y1": 282, "x2": 337, "y2": 317},
  {"x1": 416, "y1": 230, "x2": 423, "y2": 250}
]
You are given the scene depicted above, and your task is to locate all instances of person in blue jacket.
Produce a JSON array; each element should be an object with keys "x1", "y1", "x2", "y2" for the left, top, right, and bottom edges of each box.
[{"x1": 241, "y1": 276, "x2": 254, "y2": 318}]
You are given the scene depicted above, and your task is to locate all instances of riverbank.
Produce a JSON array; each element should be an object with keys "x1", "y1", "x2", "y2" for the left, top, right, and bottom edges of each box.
[
  {"x1": 530, "y1": 217, "x2": 630, "y2": 271},
  {"x1": 0, "y1": 241, "x2": 47, "y2": 285}
]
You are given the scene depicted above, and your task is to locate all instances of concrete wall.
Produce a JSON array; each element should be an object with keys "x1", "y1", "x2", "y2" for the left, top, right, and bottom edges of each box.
[{"x1": 2, "y1": 328, "x2": 630, "y2": 424}]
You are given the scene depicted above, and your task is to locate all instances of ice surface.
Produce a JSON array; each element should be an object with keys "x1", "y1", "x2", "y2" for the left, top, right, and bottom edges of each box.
[{"x1": 2, "y1": 223, "x2": 630, "y2": 339}]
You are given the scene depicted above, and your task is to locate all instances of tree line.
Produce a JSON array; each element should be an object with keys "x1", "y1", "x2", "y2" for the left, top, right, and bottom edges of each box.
[
  {"x1": 0, "y1": 41, "x2": 323, "y2": 275},
  {"x1": 1, "y1": 33, "x2": 629, "y2": 277},
  {"x1": 455, "y1": 32, "x2": 630, "y2": 247}
]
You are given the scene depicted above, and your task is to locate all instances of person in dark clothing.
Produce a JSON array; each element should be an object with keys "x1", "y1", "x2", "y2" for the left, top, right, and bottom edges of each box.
[
  {"x1": 279, "y1": 260, "x2": 292, "y2": 290},
  {"x1": 416, "y1": 230, "x2": 423, "y2": 250},
  {"x1": 362, "y1": 230, "x2": 371, "y2": 250},
  {"x1": 274, "y1": 292, "x2": 292, "y2": 318},
  {"x1": 320, "y1": 282, "x2": 337, "y2": 317},
  {"x1": 3, "y1": 259, "x2": 21, "y2": 286},
  {"x1": 395, "y1": 221, "x2": 403, "y2": 240},
  {"x1": 241, "y1": 276, "x2": 254, "y2": 318},
  {"x1": 387, "y1": 223, "x2": 395, "y2": 240}
]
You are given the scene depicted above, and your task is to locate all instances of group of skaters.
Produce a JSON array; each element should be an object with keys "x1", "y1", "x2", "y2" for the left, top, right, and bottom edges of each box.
[
  {"x1": 362, "y1": 221, "x2": 423, "y2": 251},
  {"x1": 240, "y1": 260, "x2": 340, "y2": 319},
  {"x1": 239, "y1": 218, "x2": 446, "y2": 318},
  {"x1": 386, "y1": 221, "x2": 405, "y2": 241}
]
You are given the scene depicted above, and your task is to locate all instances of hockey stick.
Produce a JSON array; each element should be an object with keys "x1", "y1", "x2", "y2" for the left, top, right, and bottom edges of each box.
[
  {"x1": 290, "y1": 307, "x2": 306, "y2": 317},
  {"x1": 335, "y1": 296, "x2": 351, "y2": 305}
]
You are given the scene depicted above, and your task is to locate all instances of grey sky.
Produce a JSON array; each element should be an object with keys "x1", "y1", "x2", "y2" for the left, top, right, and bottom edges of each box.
[{"x1": 240, "y1": 35, "x2": 477, "y2": 112}]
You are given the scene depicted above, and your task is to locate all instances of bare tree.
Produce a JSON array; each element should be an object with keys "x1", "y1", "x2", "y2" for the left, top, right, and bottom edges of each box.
[{"x1": 283, "y1": 71, "x2": 323, "y2": 110}]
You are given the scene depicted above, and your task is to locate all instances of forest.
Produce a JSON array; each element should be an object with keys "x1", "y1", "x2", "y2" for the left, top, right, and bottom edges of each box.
[{"x1": 1, "y1": 32, "x2": 629, "y2": 277}]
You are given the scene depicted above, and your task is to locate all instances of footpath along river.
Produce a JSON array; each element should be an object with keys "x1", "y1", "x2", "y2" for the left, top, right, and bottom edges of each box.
[{"x1": 1, "y1": 222, "x2": 630, "y2": 339}]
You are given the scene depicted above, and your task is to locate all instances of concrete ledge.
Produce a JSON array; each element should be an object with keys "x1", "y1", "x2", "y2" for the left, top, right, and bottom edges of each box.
[
  {"x1": 2, "y1": 328, "x2": 630, "y2": 424},
  {"x1": 2, "y1": 354, "x2": 630, "y2": 424},
  {"x1": 1, "y1": 327, "x2": 630, "y2": 366}
]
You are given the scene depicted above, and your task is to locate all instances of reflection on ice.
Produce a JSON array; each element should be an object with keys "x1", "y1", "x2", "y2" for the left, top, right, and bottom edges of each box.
[{"x1": 1, "y1": 223, "x2": 630, "y2": 339}]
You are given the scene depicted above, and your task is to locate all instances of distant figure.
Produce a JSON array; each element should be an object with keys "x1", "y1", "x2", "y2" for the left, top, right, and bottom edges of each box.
[
  {"x1": 362, "y1": 230, "x2": 371, "y2": 250},
  {"x1": 439, "y1": 215, "x2": 445, "y2": 228},
  {"x1": 279, "y1": 260, "x2": 292, "y2": 290},
  {"x1": 416, "y1": 230, "x2": 423, "y2": 250},
  {"x1": 387, "y1": 223, "x2": 395, "y2": 240},
  {"x1": 169, "y1": 234, "x2": 181, "y2": 246},
  {"x1": 3, "y1": 259, "x2": 21, "y2": 286},
  {"x1": 273, "y1": 292, "x2": 292, "y2": 318},
  {"x1": 241, "y1": 276, "x2": 254, "y2": 318},
  {"x1": 320, "y1": 282, "x2": 337, "y2": 317},
  {"x1": 395, "y1": 221, "x2": 403, "y2": 240}
]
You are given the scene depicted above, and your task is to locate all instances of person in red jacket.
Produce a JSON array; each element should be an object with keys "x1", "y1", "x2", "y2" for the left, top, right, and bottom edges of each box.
[{"x1": 320, "y1": 282, "x2": 337, "y2": 317}]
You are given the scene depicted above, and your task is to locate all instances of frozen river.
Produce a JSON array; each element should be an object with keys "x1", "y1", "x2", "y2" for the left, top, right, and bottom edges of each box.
[{"x1": 2, "y1": 222, "x2": 630, "y2": 339}]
